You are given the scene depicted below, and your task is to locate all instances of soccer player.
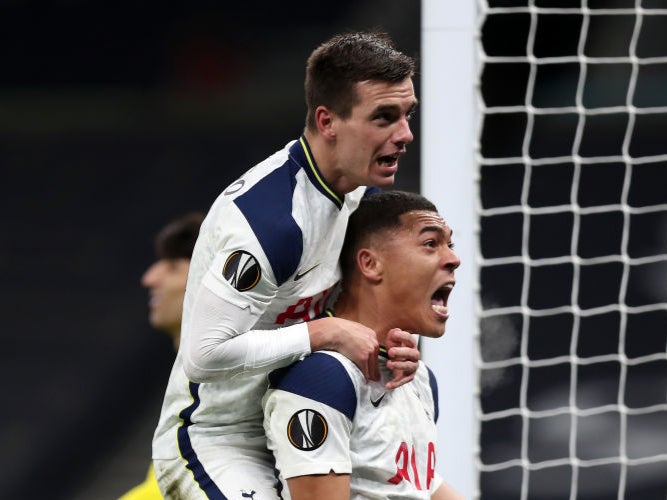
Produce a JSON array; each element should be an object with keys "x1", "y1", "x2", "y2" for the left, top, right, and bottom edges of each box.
[
  {"x1": 152, "y1": 32, "x2": 420, "y2": 498},
  {"x1": 263, "y1": 190, "x2": 464, "y2": 499},
  {"x1": 119, "y1": 212, "x2": 204, "y2": 500}
]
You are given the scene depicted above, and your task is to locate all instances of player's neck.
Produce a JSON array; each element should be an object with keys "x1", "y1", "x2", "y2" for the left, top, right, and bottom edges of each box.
[
  {"x1": 333, "y1": 290, "x2": 391, "y2": 346},
  {"x1": 303, "y1": 129, "x2": 359, "y2": 196}
]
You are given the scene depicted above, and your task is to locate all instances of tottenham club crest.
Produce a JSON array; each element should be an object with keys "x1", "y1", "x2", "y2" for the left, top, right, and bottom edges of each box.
[
  {"x1": 287, "y1": 409, "x2": 328, "y2": 451},
  {"x1": 223, "y1": 251, "x2": 261, "y2": 291}
]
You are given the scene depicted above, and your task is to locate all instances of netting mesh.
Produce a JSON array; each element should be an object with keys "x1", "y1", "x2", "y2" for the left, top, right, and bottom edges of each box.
[{"x1": 475, "y1": 1, "x2": 667, "y2": 498}]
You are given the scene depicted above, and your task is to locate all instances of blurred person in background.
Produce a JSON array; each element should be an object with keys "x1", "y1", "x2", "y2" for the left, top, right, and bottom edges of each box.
[{"x1": 120, "y1": 212, "x2": 205, "y2": 500}]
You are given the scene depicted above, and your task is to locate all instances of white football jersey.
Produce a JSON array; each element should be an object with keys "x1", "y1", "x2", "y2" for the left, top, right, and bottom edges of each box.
[
  {"x1": 152, "y1": 137, "x2": 375, "y2": 493},
  {"x1": 263, "y1": 350, "x2": 444, "y2": 499}
]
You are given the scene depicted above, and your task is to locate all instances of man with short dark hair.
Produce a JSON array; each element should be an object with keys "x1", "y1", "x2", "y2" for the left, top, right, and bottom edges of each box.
[
  {"x1": 141, "y1": 212, "x2": 205, "y2": 349},
  {"x1": 153, "y1": 31, "x2": 421, "y2": 499},
  {"x1": 264, "y1": 191, "x2": 464, "y2": 499}
]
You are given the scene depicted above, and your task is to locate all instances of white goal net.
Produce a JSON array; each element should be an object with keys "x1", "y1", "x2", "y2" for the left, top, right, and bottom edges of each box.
[{"x1": 421, "y1": 1, "x2": 667, "y2": 499}]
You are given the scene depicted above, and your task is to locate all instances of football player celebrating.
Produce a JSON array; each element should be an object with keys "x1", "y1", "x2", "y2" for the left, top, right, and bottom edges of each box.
[
  {"x1": 264, "y1": 191, "x2": 464, "y2": 499},
  {"x1": 153, "y1": 32, "x2": 421, "y2": 499}
]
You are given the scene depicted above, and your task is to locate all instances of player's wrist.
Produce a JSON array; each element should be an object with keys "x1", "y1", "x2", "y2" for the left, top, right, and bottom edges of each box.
[{"x1": 306, "y1": 317, "x2": 339, "y2": 352}]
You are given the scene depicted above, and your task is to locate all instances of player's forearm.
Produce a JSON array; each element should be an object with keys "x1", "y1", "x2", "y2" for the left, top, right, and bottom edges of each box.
[
  {"x1": 183, "y1": 323, "x2": 310, "y2": 382},
  {"x1": 182, "y1": 287, "x2": 311, "y2": 382},
  {"x1": 307, "y1": 316, "x2": 377, "y2": 353},
  {"x1": 307, "y1": 316, "x2": 344, "y2": 352}
]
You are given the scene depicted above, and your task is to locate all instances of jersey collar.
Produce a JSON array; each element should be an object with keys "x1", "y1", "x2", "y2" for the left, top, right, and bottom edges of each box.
[{"x1": 289, "y1": 135, "x2": 344, "y2": 209}]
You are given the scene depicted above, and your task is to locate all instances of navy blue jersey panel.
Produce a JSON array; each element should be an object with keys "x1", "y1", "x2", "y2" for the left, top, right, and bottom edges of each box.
[
  {"x1": 234, "y1": 163, "x2": 303, "y2": 286},
  {"x1": 177, "y1": 383, "x2": 229, "y2": 500},
  {"x1": 269, "y1": 352, "x2": 357, "y2": 421}
]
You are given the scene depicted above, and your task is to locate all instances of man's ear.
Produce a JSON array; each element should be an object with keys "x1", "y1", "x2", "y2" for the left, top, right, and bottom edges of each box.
[
  {"x1": 357, "y1": 248, "x2": 383, "y2": 283},
  {"x1": 314, "y1": 105, "x2": 336, "y2": 139}
]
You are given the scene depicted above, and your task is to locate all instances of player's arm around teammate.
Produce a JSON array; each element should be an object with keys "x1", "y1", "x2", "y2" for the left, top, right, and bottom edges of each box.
[
  {"x1": 154, "y1": 32, "x2": 423, "y2": 500},
  {"x1": 181, "y1": 31, "x2": 422, "y2": 389}
]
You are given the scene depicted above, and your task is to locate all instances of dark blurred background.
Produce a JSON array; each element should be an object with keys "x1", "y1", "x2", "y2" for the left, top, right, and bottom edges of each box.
[
  {"x1": 0, "y1": 3, "x2": 420, "y2": 499},
  {"x1": 4, "y1": 2, "x2": 666, "y2": 499}
]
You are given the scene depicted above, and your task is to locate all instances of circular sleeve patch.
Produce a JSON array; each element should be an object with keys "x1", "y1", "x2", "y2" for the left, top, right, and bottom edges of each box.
[
  {"x1": 222, "y1": 250, "x2": 261, "y2": 291},
  {"x1": 287, "y1": 409, "x2": 328, "y2": 451}
]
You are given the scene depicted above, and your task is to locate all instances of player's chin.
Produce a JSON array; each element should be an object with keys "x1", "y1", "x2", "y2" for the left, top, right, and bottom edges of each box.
[
  {"x1": 149, "y1": 316, "x2": 163, "y2": 330},
  {"x1": 370, "y1": 162, "x2": 398, "y2": 184},
  {"x1": 414, "y1": 314, "x2": 447, "y2": 338},
  {"x1": 370, "y1": 173, "x2": 396, "y2": 189},
  {"x1": 422, "y1": 324, "x2": 447, "y2": 338}
]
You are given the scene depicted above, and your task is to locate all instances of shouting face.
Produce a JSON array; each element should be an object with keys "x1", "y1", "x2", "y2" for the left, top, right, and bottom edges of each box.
[
  {"x1": 375, "y1": 210, "x2": 460, "y2": 338},
  {"x1": 325, "y1": 77, "x2": 417, "y2": 193}
]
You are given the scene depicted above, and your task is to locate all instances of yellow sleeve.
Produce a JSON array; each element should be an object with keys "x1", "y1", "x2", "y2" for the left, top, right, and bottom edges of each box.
[{"x1": 118, "y1": 463, "x2": 162, "y2": 500}]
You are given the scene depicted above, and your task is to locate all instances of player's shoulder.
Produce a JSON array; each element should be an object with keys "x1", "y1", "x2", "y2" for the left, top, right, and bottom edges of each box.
[
  {"x1": 214, "y1": 139, "x2": 304, "y2": 284},
  {"x1": 268, "y1": 352, "x2": 359, "y2": 420}
]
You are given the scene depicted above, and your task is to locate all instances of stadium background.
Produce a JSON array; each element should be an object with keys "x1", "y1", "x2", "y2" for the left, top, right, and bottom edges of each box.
[
  {"x1": 1, "y1": 2, "x2": 421, "y2": 499},
  {"x1": 3, "y1": 1, "x2": 666, "y2": 499}
]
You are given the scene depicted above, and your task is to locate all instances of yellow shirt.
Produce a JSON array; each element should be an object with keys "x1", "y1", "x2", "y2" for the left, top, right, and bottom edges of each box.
[{"x1": 118, "y1": 463, "x2": 162, "y2": 500}]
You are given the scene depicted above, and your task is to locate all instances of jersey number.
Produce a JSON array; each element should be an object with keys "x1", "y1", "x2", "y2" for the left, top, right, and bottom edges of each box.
[
  {"x1": 275, "y1": 289, "x2": 331, "y2": 325},
  {"x1": 388, "y1": 441, "x2": 436, "y2": 491}
]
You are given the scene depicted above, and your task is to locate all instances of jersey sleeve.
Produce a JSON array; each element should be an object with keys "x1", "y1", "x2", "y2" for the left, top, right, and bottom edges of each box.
[
  {"x1": 181, "y1": 199, "x2": 312, "y2": 382},
  {"x1": 182, "y1": 286, "x2": 311, "y2": 381},
  {"x1": 200, "y1": 199, "x2": 286, "y2": 313},
  {"x1": 263, "y1": 353, "x2": 358, "y2": 479}
]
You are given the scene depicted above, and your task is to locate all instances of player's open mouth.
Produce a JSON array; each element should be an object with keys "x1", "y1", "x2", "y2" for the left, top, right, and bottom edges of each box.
[
  {"x1": 377, "y1": 153, "x2": 400, "y2": 166},
  {"x1": 431, "y1": 283, "x2": 454, "y2": 318},
  {"x1": 149, "y1": 294, "x2": 160, "y2": 308}
]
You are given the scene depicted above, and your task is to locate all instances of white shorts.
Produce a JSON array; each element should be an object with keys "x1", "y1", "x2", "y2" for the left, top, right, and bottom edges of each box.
[{"x1": 154, "y1": 445, "x2": 281, "y2": 500}]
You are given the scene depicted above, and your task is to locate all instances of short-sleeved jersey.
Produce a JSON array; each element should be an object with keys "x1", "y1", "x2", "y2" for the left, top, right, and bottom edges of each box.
[
  {"x1": 153, "y1": 137, "x2": 374, "y2": 464},
  {"x1": 263, "y1": 350, "x2": 444, "y2": 499}
]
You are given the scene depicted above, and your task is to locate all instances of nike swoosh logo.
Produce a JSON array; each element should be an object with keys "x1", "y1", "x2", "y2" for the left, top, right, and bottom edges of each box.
[
  {"x1": 294, "y1": 263, "x2": 320, "y2": 281},
  {"x1": 370, "y1": 393, "x2": 386, "y2": 408}
]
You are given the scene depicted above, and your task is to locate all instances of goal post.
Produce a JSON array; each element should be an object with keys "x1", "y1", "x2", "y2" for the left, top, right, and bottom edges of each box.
[{"x1": 420, "y1": 1, "x2": 478, "y2": 498}]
